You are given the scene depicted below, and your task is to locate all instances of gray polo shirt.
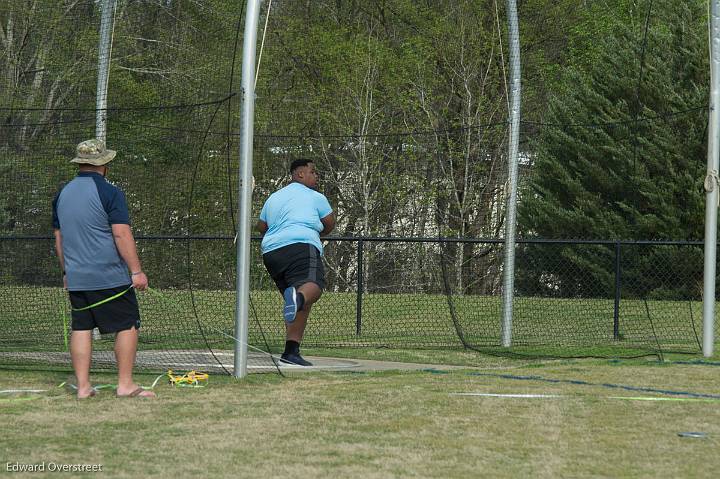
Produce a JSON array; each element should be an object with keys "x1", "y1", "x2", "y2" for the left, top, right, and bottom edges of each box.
[{"x1": 52, "y1": 172, "x2": 132, "y2": 291}]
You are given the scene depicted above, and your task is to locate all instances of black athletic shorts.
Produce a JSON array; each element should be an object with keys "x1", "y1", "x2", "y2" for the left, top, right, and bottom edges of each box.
[
  {"x1": 262, "y1": 243, "x2": 326, "y2": 292},
  {"x1": 69, "y1": 285, "x2": 141, "y2": 333}
]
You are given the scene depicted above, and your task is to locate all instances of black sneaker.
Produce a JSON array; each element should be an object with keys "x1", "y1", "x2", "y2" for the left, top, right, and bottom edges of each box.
[{"x1": 279, "y1": 352, "x2": 313, "y2": 366}]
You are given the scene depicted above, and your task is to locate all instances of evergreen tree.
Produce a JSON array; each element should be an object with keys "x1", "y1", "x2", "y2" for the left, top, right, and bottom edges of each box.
[{"x1": 518, "y1": 0, "x2": 707, "y2": 298}]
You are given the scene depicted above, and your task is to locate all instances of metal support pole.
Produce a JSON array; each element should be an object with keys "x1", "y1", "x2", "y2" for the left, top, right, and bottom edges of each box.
[
  {"x1": 501, "y1": 0, "x2": 522, "y2": 347},
  {"x1": 613, "y1": 241, "x2": 621, "y2": 341},
  {"x1": 703, "y1": 0, "x2": 720, "y2": 358},
  {"x1": 95, "y1": 0, "x2": 116, "y2": 142},
  {"x1": 234, "y1": 0, "x2": 262, "y2": 377},
  {"x1": 356, "y1": 240, "x2": 364, "y2": 336},
  {"x1": 92, "y1": 0, "x2": 117, "y2": 342}
]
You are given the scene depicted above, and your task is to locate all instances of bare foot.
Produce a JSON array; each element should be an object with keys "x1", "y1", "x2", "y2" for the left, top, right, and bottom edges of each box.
[
  {"x1": 77, "y1": 387, "x2": 97, "y2": 399},
  {"x1": 116, "y1": 386, "x2": 156, "y2": 398}
]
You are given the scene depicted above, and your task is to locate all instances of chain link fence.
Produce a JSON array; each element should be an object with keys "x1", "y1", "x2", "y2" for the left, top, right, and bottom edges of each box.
[
  {"x1": 1, "y1": 0, "x2": 717, "y2": 369},
  {"x1": 1, "y1": 234, "x2": 712, "y2": 367}
]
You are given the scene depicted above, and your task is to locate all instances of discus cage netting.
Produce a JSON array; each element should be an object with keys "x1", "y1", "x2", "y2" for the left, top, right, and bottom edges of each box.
[{"x1": 0, "y1": 0, "x2": 717, "y2": 372}]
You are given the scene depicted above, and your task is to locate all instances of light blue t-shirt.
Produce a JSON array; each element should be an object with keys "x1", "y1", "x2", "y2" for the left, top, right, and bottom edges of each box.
[{"x1": 259, "y1": 182, "x2": 333, "y2": 255}]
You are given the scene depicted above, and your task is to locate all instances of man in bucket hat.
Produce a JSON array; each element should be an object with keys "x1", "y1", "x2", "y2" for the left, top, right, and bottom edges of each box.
[{"x1": 52, "y1": 139, "x2": 155, "y2": 398}]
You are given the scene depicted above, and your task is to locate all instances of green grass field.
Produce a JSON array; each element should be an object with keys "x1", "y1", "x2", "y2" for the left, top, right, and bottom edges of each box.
[
  {"x1": 2, "y1": 353, "x2": 720, "y2": 478},
  {"x1": 2, "y1": 283, "x2": 716, "y2": 475},
  {"x1": 0, "y1": 285, "x2": 712, "y2": 362}
]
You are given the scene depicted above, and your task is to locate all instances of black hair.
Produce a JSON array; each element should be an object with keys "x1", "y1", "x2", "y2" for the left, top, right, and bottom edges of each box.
[{"x1": 290, "y1": 158, "x2": 313, "y2": 174}]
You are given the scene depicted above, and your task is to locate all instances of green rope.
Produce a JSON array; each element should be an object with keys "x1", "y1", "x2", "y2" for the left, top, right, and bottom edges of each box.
[
  {"x1": 0, "y1": 396, "x2": 41, "y2": 403},
  {"x1": 58, "y1": 373, "x2": 166, "y2": 393},
  {"x1": 60, "y1": 304, "x2": 69, "y2": 351},
  {"x1": 71, "y1": 286, "x2": 133, "y2": 312}
]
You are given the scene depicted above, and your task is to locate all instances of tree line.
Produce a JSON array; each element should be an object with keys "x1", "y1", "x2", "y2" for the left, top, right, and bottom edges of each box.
[{"x1": 0, "y1": 0, "x2": 709, "y2": 299}]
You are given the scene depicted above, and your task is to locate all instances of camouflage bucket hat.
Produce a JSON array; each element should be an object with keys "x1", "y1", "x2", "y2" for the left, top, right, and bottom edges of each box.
[{"x1": 70, "y1": 139, "x2": 116, "y2": 166}]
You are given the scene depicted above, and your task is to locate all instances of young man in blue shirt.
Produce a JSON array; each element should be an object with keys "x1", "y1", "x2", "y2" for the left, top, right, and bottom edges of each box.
[
  {"x1": 257, "y1": 159, "x2": 336, "y2": 366},
  {"x1": 53, "y1": 139, "x2": 154, "y2": 398}
]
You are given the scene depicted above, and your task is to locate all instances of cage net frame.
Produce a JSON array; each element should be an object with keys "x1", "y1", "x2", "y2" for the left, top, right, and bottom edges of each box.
[{"x1": 1, "y1": 0, "x2": 718, "y2": 373}]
